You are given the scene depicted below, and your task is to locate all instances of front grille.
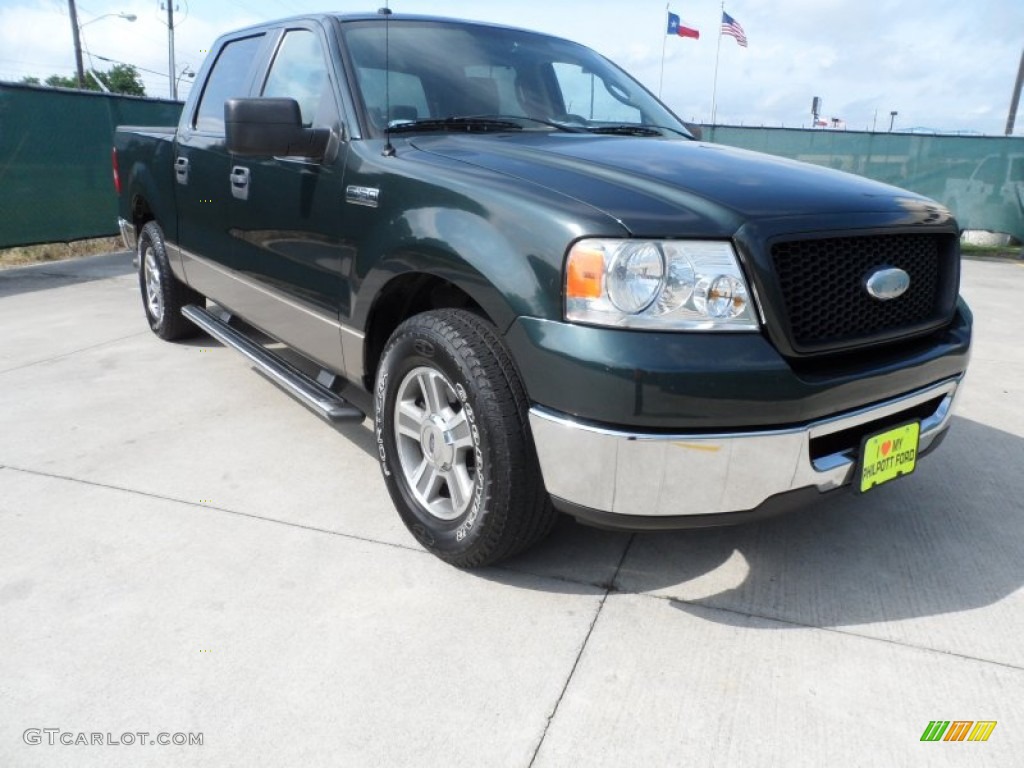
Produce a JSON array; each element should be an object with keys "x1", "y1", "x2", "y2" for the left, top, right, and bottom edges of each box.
[{"x1": 771, "y1": 233, "x2": 954, "y2": 353}]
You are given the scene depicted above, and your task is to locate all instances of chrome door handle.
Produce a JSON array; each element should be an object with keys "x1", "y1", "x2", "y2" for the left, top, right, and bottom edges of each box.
[
  {"x1": 174, "y1": 157, "x2": 189, "y2": 185},
  {"x1": 230, "y1": 166, "x2": 250, "y2": 200}
]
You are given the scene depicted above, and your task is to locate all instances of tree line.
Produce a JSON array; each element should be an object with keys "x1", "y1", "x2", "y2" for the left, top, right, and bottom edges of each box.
[{"x1": 19, "y1": 64, "x2": 145, "y2": 96}]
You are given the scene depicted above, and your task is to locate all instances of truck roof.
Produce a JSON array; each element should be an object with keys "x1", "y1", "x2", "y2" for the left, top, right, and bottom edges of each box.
[{"x1": 223, "y1": 12, "x2": 563, "y2": 41}]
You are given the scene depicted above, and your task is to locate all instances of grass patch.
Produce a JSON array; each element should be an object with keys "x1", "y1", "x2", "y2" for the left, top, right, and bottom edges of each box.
[
  {"x1": 0, "y1": 236, "x2": 125, "y2": 269},
  {"x1": 961, "y1": 242, "x2": 1022, "y2": 260}
]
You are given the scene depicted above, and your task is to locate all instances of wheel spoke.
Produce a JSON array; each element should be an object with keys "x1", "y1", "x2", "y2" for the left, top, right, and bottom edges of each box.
[
  {"x1": 446, "y1": 464, "x2": 475, "y2": 515},
  {"x1": 397, "y1": 401, "x2": 424, "y2": 440},
  {"x1": 428, "y1": 374, "x2": 453, "y2": 418},
  {"x1": 445, "y1": 410, "x2": 474, "y2": 452},
  {"x1": 413, "y1": 458, "x2": 441, "y2": 500},
  {"x1": 417, "y1": 371, "x2": 441, "y2": 415}
]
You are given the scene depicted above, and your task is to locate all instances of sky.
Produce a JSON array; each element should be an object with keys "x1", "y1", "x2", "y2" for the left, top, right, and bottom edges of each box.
[{"x1": 1, "y1": 0, "x2": 1022, "y2": 135}]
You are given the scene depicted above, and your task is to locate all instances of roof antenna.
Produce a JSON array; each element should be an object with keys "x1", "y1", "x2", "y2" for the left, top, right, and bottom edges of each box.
[{"x1": 379, "y1": 6, "x2": 395, "y2": 157}]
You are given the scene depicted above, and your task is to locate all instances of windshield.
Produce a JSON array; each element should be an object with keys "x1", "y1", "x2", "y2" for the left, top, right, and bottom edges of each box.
[{"x1": 339, "y1": 19, "x2": 691, "y2": 137}]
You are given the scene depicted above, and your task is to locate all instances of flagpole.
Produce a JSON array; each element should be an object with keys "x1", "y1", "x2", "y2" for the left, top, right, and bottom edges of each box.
[
  {"x1": 659, "y1": 4, "x2": 668, "y2": 98},
  {"x1": 711, "y1": 1, "x2": 724, "y2": 124}
]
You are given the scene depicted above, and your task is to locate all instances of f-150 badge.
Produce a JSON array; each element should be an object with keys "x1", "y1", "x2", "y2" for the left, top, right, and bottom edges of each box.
[{"x1": 345, "y1": 185, "x2": 380, "y2": 208}]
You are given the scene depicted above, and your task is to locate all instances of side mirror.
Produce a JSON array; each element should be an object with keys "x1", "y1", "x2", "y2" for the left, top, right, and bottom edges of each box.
[
  {"x1": 684, "y1": 122, "x2": 703, "y2": 141},
  {"x1": 225, "y1": 98, "x2": 330, "y2": 159}
]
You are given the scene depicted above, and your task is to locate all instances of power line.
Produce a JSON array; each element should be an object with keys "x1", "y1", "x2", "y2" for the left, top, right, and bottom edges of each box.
[
  {"x1": 91, "y1": 54, "x2": 174, "y2": 79},
  {"x1": 0, "y1": 53, "x2": 164, "y2": 78}
]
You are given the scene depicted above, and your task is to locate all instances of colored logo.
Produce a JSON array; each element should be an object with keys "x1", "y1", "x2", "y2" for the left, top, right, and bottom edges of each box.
[
  {"x1": 865, "y1": 267, "x2": 911, "y2": 300},
  {"x1": 920, "y1": 720, "x2": 997, "y2": 742}
]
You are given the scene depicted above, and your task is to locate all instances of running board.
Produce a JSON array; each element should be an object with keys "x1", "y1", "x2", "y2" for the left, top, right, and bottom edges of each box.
[{"x1": 182, "y1": 305, "x2": 364, "y2": 423}]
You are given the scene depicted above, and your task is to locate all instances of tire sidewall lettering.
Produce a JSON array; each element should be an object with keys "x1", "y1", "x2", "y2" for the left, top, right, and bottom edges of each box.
[
  {"x1": 453, "y1": 382, "x2": 484, "y2": 542},
  {"x1": 374, "y1": 371, "x2": 391, "y2": 477}
]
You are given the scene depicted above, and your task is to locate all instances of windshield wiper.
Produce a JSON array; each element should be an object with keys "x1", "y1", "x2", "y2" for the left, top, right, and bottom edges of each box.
[
  {"x1": 389, "y1": 114, "x2": 588, "y2": 134},
  {"x1": 586, "y1": 124, "x2": 691, "y2": 138},
  {"x1": 471, "y1": 115, "x2": 589, "y2": 133},
  {"x1": 387, "y1": 116, "x2": 524, "y2": 134},
  {"x1": 586, "y1": 125, "x2": 664, "y2": 137}
]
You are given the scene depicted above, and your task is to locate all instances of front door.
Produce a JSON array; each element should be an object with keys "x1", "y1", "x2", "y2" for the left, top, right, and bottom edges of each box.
[{"x1": 226, "y1": 24, "x2": 350, "y2": 373}]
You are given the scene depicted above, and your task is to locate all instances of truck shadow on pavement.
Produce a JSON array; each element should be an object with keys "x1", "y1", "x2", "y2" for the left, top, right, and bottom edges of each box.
[
  {"x1": 502, "y1": 415, "x2": 1024, "y2": 629},
  {"x1": 0, "y1": 252, "x2": 134, "y2": 299}
]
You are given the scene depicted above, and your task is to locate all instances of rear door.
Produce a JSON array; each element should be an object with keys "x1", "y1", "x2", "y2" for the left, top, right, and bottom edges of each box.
[{"x1": 225, "y1": 22, "x2": 351, "y2": 372}]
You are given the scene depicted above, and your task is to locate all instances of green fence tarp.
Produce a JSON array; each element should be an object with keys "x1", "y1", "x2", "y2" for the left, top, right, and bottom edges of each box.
[
  {"x1": 0, "y1": 83, "x2": 182, "y2": 248},
  {"x1": 2, "y1": 82, "x2": 1021, "y2": 248},
  {"x1": 702, "y1": 125, "x2": 1024, "y2": 242}
]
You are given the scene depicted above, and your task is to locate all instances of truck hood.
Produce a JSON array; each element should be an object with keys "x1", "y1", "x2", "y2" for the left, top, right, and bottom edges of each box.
[{"x1": 409, "y1": 134, "x2": 939, "y2": 237}]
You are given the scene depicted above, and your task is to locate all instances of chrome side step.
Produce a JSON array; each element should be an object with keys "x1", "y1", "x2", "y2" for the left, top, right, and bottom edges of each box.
[{"x1": 182, "y1": 304, "x2": 364, "y2": 423}]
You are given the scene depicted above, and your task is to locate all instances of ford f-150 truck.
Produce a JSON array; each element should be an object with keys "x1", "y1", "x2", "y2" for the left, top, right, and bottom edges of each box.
[{"x1": 114, "y1": 12, "x2": 972, "y2": 567}]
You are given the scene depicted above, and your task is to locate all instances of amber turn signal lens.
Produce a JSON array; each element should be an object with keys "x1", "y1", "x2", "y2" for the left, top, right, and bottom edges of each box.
[{"x1": 566, "y1": 245, "x2": 606, "y2": 299}]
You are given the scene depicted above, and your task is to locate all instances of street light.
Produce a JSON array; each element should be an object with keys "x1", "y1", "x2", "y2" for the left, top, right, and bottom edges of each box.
[
  {"x1": 67, "y1": 2, "x2": 136, "y2": 89},
  {"x1": 176, "y1": 66, "x2": 196, "y2": 94},
  {"x1": 81, "y1": 12, "x2": 138, "y2": 27},
  {"x1": 889, "y1": 110, "x2": 899, "y2": 133}
]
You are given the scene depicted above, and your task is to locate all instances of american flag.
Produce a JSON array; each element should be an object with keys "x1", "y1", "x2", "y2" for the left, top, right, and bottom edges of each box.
[{"x1": 721, "y1": 11, "x2": 748, "y2": 47}]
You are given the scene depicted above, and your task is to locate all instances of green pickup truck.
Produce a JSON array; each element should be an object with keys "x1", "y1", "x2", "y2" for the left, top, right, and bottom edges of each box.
[{"x1": 114, "y1": 12, "x2": 972, "y2": 567}]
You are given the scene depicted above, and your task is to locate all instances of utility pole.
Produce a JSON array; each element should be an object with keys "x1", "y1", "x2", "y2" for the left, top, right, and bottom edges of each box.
[
  {"x1": 165, "y1": 2, "x2": 177, "y2": 99},
  {"x1": 1006, "y1": 48, "x2": 1024, "y2": 135},
  {"x1": 68, "y1": 0, "x2": 85, "y2": 88}
]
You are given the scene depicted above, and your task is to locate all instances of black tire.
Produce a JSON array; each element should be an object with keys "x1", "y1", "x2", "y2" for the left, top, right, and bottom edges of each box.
[
  {"x1": 375, "y1": 309, "x2": 557, "y2": 567},
  {"x1": 137, "y1": 221, "x2": 203, "y2": 340}
]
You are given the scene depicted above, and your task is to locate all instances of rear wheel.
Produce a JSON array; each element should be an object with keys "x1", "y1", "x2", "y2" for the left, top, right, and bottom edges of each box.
[
  {"x1": 138, "y1": 221, "x2": 203, "y2": 340},
  {"x1": 375, "y1": 309, "x2": 557, "y2": 567}
]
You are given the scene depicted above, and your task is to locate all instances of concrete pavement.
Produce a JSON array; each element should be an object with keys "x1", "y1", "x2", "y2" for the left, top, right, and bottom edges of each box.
[{"x1": 1, "y1": 253, "x2": 1022, "y2": 766}]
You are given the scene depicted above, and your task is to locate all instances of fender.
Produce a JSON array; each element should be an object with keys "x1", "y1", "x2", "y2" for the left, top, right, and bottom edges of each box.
[
  {"x1": 354, "y1": 208, "x2": 554, "y2": 334},
  {"x1": 124, "y1": 131, "x2": 183, "y2": 278},
  {"x1": 344, "y1": 142, "x2": 629, "y2": 332}
]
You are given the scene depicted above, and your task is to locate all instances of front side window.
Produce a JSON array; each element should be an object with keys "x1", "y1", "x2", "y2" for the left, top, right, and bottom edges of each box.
[
  {"x1": 552, "y1": 62, "x2": 642, "y2": 123},
  {"x1": 1008, "y1": 156, "x2": 1024, "y2": 183},
  {"x1": 975, "y1": 157, "x2": 1003, "y2": 186},
  {"x1": 194, "y1": 35, "x2": 263, "y2": 133},
  {"x1": 262, "y1": 29, "x2": 332, "y2": 126}
]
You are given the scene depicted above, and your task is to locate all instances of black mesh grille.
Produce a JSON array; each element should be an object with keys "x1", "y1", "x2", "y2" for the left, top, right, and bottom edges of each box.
[{"x1": 771, "y1": 234, "x2": 952, "y2": 352}]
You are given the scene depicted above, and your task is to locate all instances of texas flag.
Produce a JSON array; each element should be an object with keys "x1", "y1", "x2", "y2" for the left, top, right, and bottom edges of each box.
[{"x1": 667, "y1": 12, "x2": 700, "y2": 39}]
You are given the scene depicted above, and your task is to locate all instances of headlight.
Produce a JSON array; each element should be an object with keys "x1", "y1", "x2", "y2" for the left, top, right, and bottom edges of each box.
[
  {"x1": 607, "y1": 242, "x2": 663, "y2": 313},
  {"x1": 565, "y1": 239, "x2": 759, "y2": 330}
]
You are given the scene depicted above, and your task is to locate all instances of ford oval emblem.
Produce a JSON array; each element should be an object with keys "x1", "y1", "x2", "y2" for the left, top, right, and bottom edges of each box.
[{"x1": 864, "y1": 267, "x2": 910, "y2": 301}]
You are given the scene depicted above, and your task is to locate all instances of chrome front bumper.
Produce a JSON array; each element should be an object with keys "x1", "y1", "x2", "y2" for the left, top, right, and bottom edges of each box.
[{"x1": 529, "y1": 377, "x2": 961, "y2": 519}]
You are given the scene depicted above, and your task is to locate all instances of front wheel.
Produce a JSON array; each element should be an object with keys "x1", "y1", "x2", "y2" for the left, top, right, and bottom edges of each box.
[{"x1": 375, "y1": 309, "x2": 556, "y2": 567}]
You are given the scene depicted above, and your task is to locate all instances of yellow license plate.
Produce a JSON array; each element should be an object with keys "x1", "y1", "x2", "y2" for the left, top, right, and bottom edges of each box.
[{"x1": 858, "y1": 422, "x2": 921, "y2": 493}]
